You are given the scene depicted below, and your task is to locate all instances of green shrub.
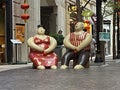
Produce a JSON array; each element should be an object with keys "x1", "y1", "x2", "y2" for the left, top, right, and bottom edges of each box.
[{"x1": 50, "y1": 34, "x2": 64, "y2": 45}]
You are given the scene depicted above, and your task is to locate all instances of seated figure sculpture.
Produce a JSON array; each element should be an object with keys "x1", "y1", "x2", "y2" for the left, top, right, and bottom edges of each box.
[
  {"x1": 27, "y1": 25, "x2": 58, "y2": 70},
  {"x1": 60, "y1": 22, "x2": 92, "y2": 69}
]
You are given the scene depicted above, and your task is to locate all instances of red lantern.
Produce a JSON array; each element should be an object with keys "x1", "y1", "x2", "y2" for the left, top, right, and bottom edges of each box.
[
  {"x1": 21, "y1": 3, "x2": 29, "y2": 9},
  {"x1": 84, "y1": 20, "x2": 90, "y2": 23},
  {"x1": 21, "y1": 14, "x2": 30, "y2": 20},
  {"x1": 20, "y1": 1, "x2": 30, "y2": 22},
  {"x1": 85, "y1": 26, "x2": 90, "y2": 30}
]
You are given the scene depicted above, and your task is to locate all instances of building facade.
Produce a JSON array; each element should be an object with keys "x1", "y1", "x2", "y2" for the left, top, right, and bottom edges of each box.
[
  {"x1": 1, "y1": 0, "x2": 113, "y2": 64},
  {"x1": 0, "y1": 0, "x2": 66, "y2": 64}
]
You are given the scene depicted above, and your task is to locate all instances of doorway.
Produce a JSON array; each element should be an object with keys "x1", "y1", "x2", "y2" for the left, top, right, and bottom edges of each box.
[
  {"x1": 41, "y1": 6, "x2": 57, "y2": 35},
  {"x1": 0, "y1": 0, "x2": 5, "y2": 64}
]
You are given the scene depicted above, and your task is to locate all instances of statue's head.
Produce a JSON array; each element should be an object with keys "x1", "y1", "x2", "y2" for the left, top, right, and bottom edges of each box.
[
  {"x1": 37, "y1": 25, "x2": 45, "y2": 35},
  {"x1": 75, "y1": 22, "x2": 84, "y2": 31}
]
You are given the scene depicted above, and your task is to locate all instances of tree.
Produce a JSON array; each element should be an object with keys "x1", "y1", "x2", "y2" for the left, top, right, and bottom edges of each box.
[
  {"x1": 76, "y1": 0, "x2": 92, "y2": 22},
  {"x1": 69, "y1": 0, "x2": 92, "y2": 32},
  {"x1": 73, "y1": 0, "x2": 120, "y2": 61},
  {"x1": 97, "y1": 0, "x2": 120, "y2": 60},
  {"x1": 102, "y1": 0, "x2": 120, "y2": 18}
]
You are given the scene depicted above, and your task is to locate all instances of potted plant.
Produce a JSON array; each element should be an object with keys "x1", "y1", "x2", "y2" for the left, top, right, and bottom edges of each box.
[
  {"x1": 50, "y1": 33, "x2": 64, "y2": 46},
  {"x1": 50, "y1": 33, "x2": 64, "y2": 61}
]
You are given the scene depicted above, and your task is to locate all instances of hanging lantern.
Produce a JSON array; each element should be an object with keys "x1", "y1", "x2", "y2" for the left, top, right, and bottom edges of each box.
[
  {"x1": 21, "y1": 3, "x2": 29, "y2": 9},
  {"x1": 21, "y1": 14, "x2": 30, "y2": 22},
  {"x1": 21, "y1": 14, "x2": 30, "y2": 19},
  {"x1": 20, "y1": 0, "x2": 30, "y2": 22}
]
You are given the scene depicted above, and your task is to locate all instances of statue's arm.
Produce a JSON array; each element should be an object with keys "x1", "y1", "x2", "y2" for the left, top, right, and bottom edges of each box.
[
  {"x1": 27, "y1": 37, "x2": 44, "y2": 52},
  {"x1": 63, "y1": 34, "x2": 76, "y2": 50},
  {"x1": 44, "y1": 37, "x2": 57, "y2": 54}
]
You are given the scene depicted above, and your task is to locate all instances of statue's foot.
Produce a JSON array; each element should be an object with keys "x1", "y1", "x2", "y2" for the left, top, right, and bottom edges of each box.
[
  {"x1": 37, "y1": 65, "x2": 45, "y2": 70},
  {"x1": 60, "y1": 65, "x2": 68, "y2": 69},
  {"x1": 74, "y1": 65, "x2": 84, "y2": 70},
  {"x1": 51, "y1": 65, "x2": 57, "y2": 69}
]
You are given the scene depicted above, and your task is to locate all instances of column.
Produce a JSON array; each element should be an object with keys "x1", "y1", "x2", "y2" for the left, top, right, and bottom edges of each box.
[{"x1": 55, "y1": 0, "x2": 66, "y2": 35}]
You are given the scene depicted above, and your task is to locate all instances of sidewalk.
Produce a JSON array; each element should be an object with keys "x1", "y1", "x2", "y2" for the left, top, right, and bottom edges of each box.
[
  {"x1": 0, "y1": 57, "x2": 120, "y2": 90},
  {"x1": 0, "y1": 55, "x2": 119, "y2": 72},
  {"x1": 0, "y1": 63, "x2": 32, "y2": 72},
  {"x1": 89, "y1": 55, "x2": 120, "y2": 68}
]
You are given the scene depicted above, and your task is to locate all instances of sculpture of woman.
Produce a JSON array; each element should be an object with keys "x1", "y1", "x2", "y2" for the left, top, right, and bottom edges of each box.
[
  {"x1": 60, "y1": 22, "x2": 92, "y2": 69},
  {"x1": 27, "y1": 25, "x2": 58, "y2": 70}
]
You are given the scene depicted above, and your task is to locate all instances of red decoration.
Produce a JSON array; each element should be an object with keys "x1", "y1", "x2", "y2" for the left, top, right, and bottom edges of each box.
[
  {"x1": 21, "y1": 3, "x2": 29, "y2": 9},
  {"x1": 20, "y1": 0, "x2": 30, "y2": 22},
  {"x1": 84, "y1": 20, "x2": 91, "y2": 33},
  {"x1": 84, "y1": 20, "x2": 90, "y2": 23},
  {"x1": 85, "y1": 26, "x2": 90, "y2": 30},
  {"x1": 21, "y1": 14, "x2": 30, "y2": 20}
]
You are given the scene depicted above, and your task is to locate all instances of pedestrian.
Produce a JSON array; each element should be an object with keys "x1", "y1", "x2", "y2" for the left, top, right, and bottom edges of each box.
[
  {"x1": 90, "y1": 37, "x2": 96, "y2": 61},
  {"x1": 57, "y1": 30, "x2": 63, "y2": 35}
]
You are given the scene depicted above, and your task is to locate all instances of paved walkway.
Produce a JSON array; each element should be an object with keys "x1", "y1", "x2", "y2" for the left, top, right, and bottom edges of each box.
[
  {"x1": 0, "y1": 54, "x2": 120, "y2": 90},
  {"x1": 0, "y1": 55, "x2": 116, "y2": 72},
  {"x1": 0, "y1": 63, "x2": 32, "y2": 72},
  {"x1": 0, "y1": 62, "x2": 120, "y2": 90},
  {"x1": 0, "y1": 56, "x2": 120, "y2": 90}
]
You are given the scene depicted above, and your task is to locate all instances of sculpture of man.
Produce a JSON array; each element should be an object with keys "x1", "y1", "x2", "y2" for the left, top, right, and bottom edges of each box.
[{"x1": 60, "y1": 22, "x2": 92, "y2": 69}]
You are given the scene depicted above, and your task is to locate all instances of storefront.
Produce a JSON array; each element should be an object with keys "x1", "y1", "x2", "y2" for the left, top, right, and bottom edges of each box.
[
  {"x1": 0, "y1": 0, "x2": 29, "y2": 64},
  {"x1": 0, "y1": 0, "x2": 6, "y2": 64}
]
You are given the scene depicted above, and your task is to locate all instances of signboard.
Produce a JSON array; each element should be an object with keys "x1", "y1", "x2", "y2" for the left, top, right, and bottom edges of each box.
[
  {"x1": 10, "y1": 39, "x2": 22, "y2": 44},
  {"x1": 15, "y1": 24, "x2": 25, "y2": 43},
  {"x1": 99, "y1": 32, "x2": 110, "y2": 41}
]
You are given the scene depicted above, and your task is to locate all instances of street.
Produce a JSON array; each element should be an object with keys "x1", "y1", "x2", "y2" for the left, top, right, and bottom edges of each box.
[{"x1": 0, "y1": 59, "x2": 120, "y2": 90}]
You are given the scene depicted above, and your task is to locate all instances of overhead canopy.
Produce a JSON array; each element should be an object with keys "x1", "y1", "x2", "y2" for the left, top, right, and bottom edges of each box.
[{"x1": 40, "y1": 0, "x2": 56, "y2": 7}]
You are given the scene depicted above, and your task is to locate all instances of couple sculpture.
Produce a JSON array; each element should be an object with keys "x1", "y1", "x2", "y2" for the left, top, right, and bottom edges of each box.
[{"x1": 27, "y1": 22, "x2": 92, "y2": 70}]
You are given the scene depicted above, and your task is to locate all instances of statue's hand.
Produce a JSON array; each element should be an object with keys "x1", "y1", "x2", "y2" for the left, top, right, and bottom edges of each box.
[
  {"x1": 70, "y1": 46, "x2": 76, "y2": 50},
  {"x1": 73, "y1": 50, "x2": 77, "y2": 53},
  {"x1": 75, "y1": 47, "x2": 80, "y2": 52},
  {"x1": 73, "y1": 46, "x2": 78, "y2": 53},
  {"x1": 39, "y1": 48, "x2": 44, "y2": 52},
  {"x1": 44, "y1": 50, "x2": 50, "y2": 54}
]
